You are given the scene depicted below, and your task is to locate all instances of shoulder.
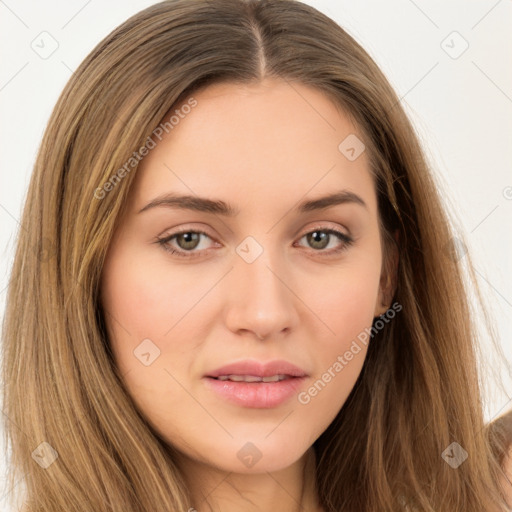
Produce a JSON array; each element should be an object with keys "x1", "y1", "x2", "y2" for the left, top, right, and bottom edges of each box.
[
  {"x1": 489, "y1": 411, "x2": 512, "y2": 506},
  {"x1": 501, "y1": 445, "x2": 512, "y2": 505}
]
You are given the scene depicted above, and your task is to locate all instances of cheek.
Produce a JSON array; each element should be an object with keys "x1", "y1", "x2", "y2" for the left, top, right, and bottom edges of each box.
[
  {"x1": 99, "y1": 242, "x2": 217, "y2": 422},
  {"x1": 100, "y1": 245, "x2": 202, "y2": 354},
  {"x1": 307, "y1": 256, "x2": 382, "y2": 347},
  {"x1": 100, "y1": 249, "x2": 196, "y2": 430},
  {"x1": 295, "y1": 258, "x2": 381, "y2": 423}
]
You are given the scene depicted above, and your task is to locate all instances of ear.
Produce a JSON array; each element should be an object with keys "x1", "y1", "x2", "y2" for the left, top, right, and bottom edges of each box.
[{"x1": 373, "y1": 229, "x2": 399, "y2": 317}]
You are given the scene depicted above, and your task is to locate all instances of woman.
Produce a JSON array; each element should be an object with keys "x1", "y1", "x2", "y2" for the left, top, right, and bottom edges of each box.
[{"x1": 2, "y1": 0, "x2": 511, "y2": 510}]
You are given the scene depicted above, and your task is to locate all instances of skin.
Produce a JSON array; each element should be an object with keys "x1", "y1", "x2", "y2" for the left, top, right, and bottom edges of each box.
[
  {"x1": 100, "y1": 77, "x2": 396, "y2": 512},
  {"x1": 501, "y1": 447, "x2": 512, "y2": 507}
]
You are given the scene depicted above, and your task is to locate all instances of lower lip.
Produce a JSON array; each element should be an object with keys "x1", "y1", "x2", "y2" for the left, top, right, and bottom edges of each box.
[{"x1": 203, "y1": 376, "x2": 307, "y2": 408}]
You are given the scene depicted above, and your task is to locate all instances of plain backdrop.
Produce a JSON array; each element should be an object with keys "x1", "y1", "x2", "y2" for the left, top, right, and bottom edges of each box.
[{"x1": 1, "y1": 0, "x2": 511, "y2": 509}]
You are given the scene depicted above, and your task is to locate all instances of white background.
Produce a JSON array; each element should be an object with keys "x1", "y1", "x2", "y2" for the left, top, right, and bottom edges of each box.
[{"x1": 1, "y1": 1, "x2": 511, "y2": 509}]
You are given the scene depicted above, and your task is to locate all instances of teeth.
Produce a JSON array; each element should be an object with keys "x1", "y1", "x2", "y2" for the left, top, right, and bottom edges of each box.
[
  {"x1": 262, "y1": 375, "x2": 286, "y2": 382},
  {"x1": 216, "y1": 374, "x2": 289, "y2": 383}
]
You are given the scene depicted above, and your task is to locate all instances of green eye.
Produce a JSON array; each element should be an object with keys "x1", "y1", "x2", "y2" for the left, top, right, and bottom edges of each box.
[{"x1": 156, "y1": 227, "x2": 354, "y2": 259}]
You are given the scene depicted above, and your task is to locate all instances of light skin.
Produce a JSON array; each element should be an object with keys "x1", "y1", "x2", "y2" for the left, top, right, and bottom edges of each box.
[
  {"x1": 100, "y1": 77, "x2": 396, "y2": 512},
  {"x1": 501, "y1": 446, "x2": 512, "y2": 507}
]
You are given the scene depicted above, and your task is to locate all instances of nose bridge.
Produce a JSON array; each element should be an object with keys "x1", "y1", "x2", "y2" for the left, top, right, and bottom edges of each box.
[{"x1": 225, "y1": 233, "x2": 299, "y2": 337}]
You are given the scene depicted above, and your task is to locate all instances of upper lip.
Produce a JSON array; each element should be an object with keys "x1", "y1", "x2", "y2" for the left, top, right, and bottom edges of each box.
[{"x1": 205, "y1": 359, "x2": 308, "y2": 378}]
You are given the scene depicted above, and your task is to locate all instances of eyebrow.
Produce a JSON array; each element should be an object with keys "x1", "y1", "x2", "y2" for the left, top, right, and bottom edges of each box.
[{"x1": 137, "y1": 190, "x2": 367, "y2": 216}]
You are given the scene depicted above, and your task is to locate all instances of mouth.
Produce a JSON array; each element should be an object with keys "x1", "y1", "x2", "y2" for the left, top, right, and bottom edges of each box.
[
  {"x1": 205, "y1": 359, "x2": 308, "y2": 380},
  {"x1": 203, "y1": 360, "x2": 308, "y2": 408},
  {"x1": 212, "y1": 374, "x2": 294, "y2": 383},
  {"x1": 203, "y1": 375, "x2": 307, "y2": 408}
]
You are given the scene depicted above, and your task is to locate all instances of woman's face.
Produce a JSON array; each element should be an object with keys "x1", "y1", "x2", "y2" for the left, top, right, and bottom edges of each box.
[{"x1": 100, "y1": 77, "x2": 389, "y2": 474}]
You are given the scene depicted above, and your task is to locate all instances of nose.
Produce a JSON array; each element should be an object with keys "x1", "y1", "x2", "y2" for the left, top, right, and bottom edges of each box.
[{"x1": 223, "y1": 242, "x2": 300, "y2": 341}]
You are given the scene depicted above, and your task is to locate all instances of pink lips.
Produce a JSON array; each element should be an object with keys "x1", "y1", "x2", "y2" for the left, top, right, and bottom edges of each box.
[{"x1": 203, "y1": 359, "x2": 308, "y2": 408}]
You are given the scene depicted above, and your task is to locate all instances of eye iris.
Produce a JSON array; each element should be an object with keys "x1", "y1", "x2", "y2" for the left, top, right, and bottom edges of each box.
[
  {"x1": 177, "y1": 232, "x2": 201, "y2": 250},
  {"x1": 307, "y1": 231, "x2": 329, "y2": 250}
]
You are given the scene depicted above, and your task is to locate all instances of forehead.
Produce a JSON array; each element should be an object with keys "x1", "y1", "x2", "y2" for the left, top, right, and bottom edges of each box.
[{"x1": 130, "y1": 78, "x2": 377, "y2": 218}]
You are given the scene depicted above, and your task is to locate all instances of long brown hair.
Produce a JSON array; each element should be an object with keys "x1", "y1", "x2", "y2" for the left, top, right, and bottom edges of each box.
[{"x1": 2, "y1": 0, "x2": 510, "y2": 510}]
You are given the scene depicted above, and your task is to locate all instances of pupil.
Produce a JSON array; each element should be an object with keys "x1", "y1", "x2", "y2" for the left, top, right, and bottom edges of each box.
[{"x1": 309, "y1": 231, "x2": 328, "y2": 249}]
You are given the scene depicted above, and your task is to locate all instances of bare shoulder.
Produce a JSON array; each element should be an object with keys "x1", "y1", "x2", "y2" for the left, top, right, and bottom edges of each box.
[
  {"x1": 491, "y1": 410, "x2": 512, "y2": 507},
  {"x1": 501, "y1": 445, "x2": 512, "y2": 505},
  {"x1": 484, "y1": 409, "x2": 512, "y2": 509}
]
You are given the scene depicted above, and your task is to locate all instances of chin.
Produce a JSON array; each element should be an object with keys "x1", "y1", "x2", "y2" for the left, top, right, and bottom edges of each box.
[{"x1": 215, "y1": 436, "x2": 310, "y2": 474}]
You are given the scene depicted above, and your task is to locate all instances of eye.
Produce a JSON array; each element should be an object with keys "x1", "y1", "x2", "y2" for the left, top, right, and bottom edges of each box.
[
  {"x1": 155, "y1": 225, "x2": 354, "y2": 258},
  {"x1": 294, "y1": 226, "x2": 354, "y2": 255},
  {"x1": 156, "y1": 229, "x2": 215, "y2": 258}
]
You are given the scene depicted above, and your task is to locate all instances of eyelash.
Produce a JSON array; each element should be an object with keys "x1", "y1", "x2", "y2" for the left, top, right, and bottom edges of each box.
[{"x1": 155, "y1": 226, "x2": 354, "y2": 259}]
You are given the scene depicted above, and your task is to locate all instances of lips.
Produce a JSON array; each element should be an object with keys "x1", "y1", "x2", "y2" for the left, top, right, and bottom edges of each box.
[
  {"x1": 216, "y1": 374, "x2": 289, "y2": 382},
  {"x1": 205, "y1": 359, "x2": 308, "y2": 379},
  {"x1": 203, "y1": 359, "x2": 309, "y2": 408}
]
